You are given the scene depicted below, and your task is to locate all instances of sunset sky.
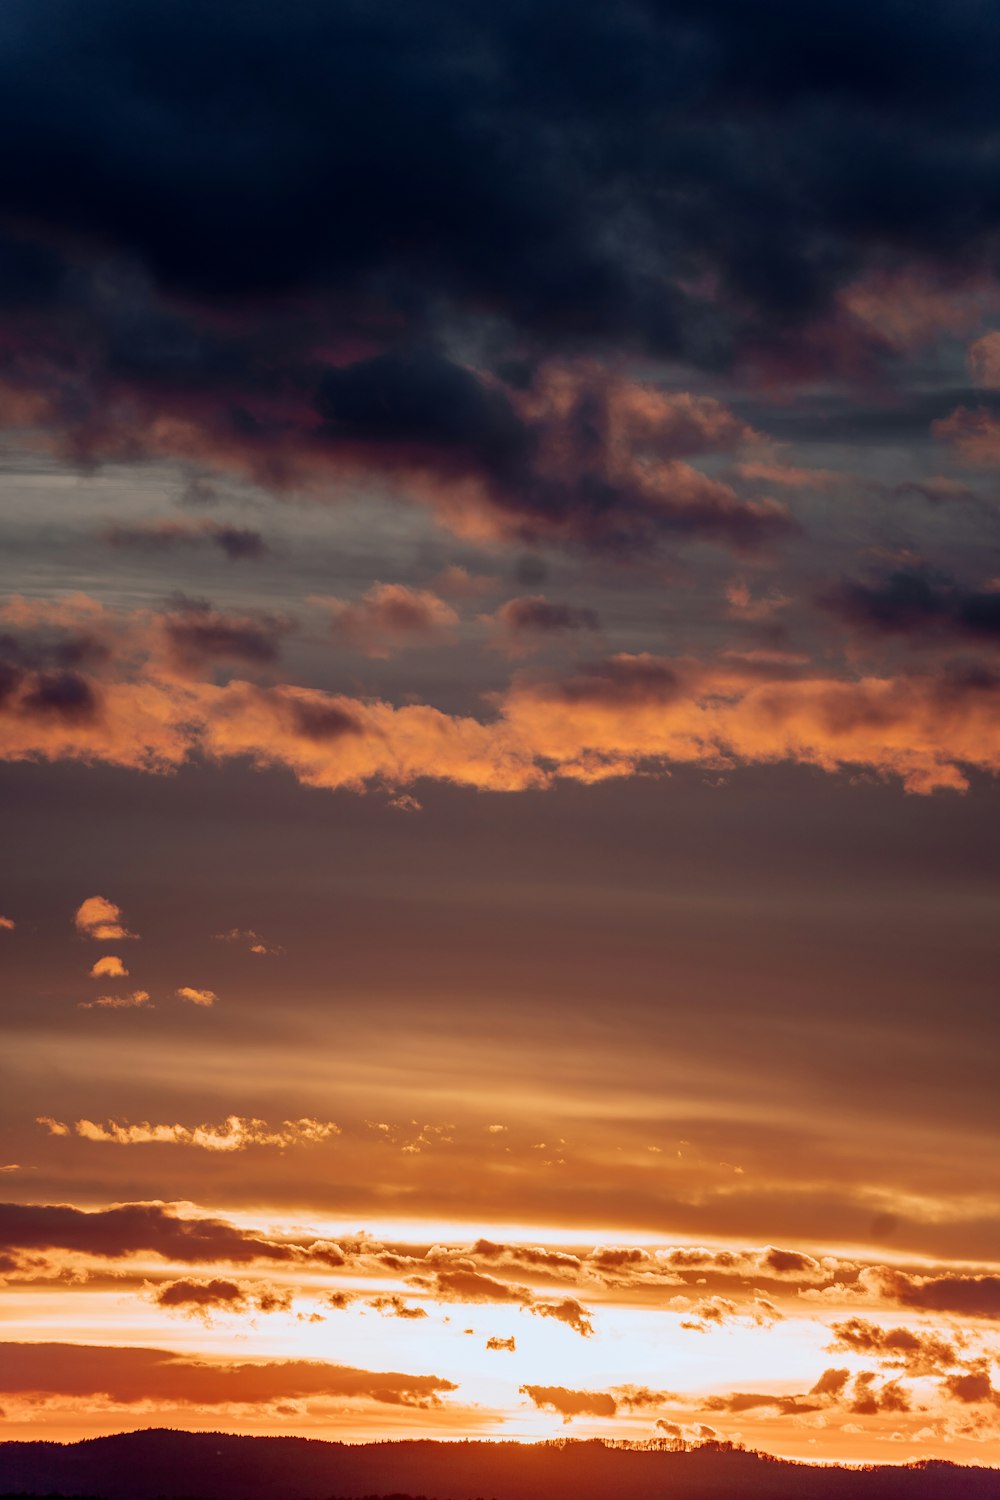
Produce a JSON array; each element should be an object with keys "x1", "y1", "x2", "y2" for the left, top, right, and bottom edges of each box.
[{"x1": 1, "y1": 0, "x2": 1000, "y2": 1471}]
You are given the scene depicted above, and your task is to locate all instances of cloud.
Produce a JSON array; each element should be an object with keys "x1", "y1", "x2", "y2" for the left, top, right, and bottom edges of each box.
[
  {"x1": 214, "y1": 928, "x2": 283, "y2": 955},
  {"x1": 877, "y1": 1268, "x2": 1000, "y2": 1320},
  {"x1": 828, "y1": 1318, "x2": 962, "y2": 1375},
  {"x1": 934, "y1": 405, "x2": 1000, "y2": 466},
  {"x1": 674, "y1": 1294, "x2": 781, "y2": 1331},
  {"x1": 485, "y1": 595, "x2": 600, "y2": 654},
  {"x1": 4, "y1": 601, "x2": 1000, "y2": 795},
  {"x1": 0, "y1": 915, "x2": 14, "y2": 930},
  {"x1": 176, "y1": 986, "x2": 217, "y2": 1007},
  {"x1": 415, "y1": 1268, "x2": 531, "y2": 1306},
  {"x1": 0, "y1": 1342, "x2": 456, "y2": 1408},
  {"x1": 160, "y1": 599, "x2": 293, "y2": 676},
  {"x1": 315, "y1": 583, "x2": 459, "y2": 658},
  {"x1": 703, "y1": 1390, "x2": 820, "y2": 1416},
  {"x1": 826, "y1": 566, "x2": 1000, "y2": 643},
  {"x1": 612, "y1": 1386, "x2": 679, "y2": 1411},
  {"x1": 74, "y1": 895, "x2": 136, "y2": 941},
  {"x1": 530, "y1": 1298, "x2": 594, "y2": 1337},
  {"x1": 485, "y1": 1335, "x2": 515, "y2": 1352},
  {"x1": 89, "y1": 955, "x2": 128, "y2": 978},
  {"x1": 78, "y1": 990, "x2": 151, "y2": 1010},
  {"x1": 367, "y1": 1295, "x2": 427, "y2": 1320},
  {"x1": 942, "y1": 1367, "x2": 1000, "y2": 1406},
  {"x1": 40, "y1": 1116, "x2": 341, "y2": 1151},
  {"x1": 152, "y1": 1278, "x2": 294, "y2": 1318},
  {"x1": 0, "y1": 1200, "x2": 347, "y2": 1267},
  {"x1": 519, "y1": 1384, "x2": 618, "y2": 1421},
  {"x1": 434, "y1": 565, "x2": 500, "y2": 600},
  {"x1": 410, "y1": 1268, "x2": 593, "y2": 1336},
  {"x1": 104, "y1": 520, "x2": 269, "y2": 560}
]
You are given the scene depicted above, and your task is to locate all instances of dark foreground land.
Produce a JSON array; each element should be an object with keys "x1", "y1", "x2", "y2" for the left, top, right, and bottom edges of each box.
[{"x1": 1, "y1": 1431, "x2": 999, "y2": 1500}]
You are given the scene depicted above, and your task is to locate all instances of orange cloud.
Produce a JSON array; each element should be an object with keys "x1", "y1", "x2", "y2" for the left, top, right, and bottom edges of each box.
[
  {"x1": 520, "y1": 1384, "x2": 617, "y2": 1421},
  {"x1": 0, "y1": 1342, "x2": 457, "y2": 1408},
  {"x1": 0, "y1": 915, "x2": 14, "y2": 931},
  {"x1": 3, "y1": 601, "x2": 1000, "y2": 795},
  {"x1": 42, "y1": 1116, "x2": 341, "y2": 1151},
  {"x1": 0, "y1": 1200, "x2": 347, "y2": 1267},
  {"x1": 89, "y1": 955, "x2": 128, "y2": 978},
  {"x1": 152, "y1": 1278, "x2": 294, "y2": 1319},
  {"x1": 73, "y1": 896, "x2": 136, "y2": 941},
  {"x1": 314, "y1": 583, "x2": 459, "y2": 658},
  {"x1": 78, "y1": 990, "x2": 151, "y2": 1010},
  {"x1": 176, "y1": 986, "x2": 218, "y2": 1007}
]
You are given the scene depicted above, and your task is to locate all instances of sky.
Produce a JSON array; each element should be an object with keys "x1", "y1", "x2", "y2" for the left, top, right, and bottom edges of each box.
[{"x1": 1, "y1": 0, "x2": 1000, "y2": 1471}]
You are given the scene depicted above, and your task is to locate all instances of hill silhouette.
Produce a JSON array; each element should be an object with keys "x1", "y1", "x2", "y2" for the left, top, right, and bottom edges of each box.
[{"x1": 1, "y1": 1431, "x2": 1000, "y2": 1500}]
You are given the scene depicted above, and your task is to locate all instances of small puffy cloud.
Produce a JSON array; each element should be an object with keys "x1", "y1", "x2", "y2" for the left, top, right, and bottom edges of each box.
[
  {"x1": 160, "y1": 598, "x2": 294, "y2": 676},
  {"x1": 177, "y1": 986, "x2": 217, "y2": 1006},
  {"x1": 484, "y1": 595, "x2": 600, "y2": 654},
  {"x1": 411, "y1": 1267, "x2": 594, "y2": 1337},
  {"x1": 520, "y1": 1384, "x2": 617, "y2": 1421},
  {"x1": 89, "y1": 955, "x2": 128, "y2": 978},
  {"x1": 79, "y1": 990, "x2": 151, "y2": 1010},
  {"x1": 674, "y1": 1293, "x2": 780, "y2": 1330},
  {"x1": 215, "y1": 927, "x2": 283, "y2": 955},
  {"x1": 0, "y1": 915, "x2": 14, "y2": 931},
  {"x1": 847, "y1": 1371, "x2": 911, "y2": 1415},
  {"x1": 810, "y1": 1368, "x2": 852, "y2": 1397},
  {"x1": 486, "y1": 1335, "x2": 515, "y2": 1352},
  {"x1": 153, "y1": 1277, "x2": 294, "y2": 1318},
  {"x1": 828, "y1": 1318, "x2": 962, "y2": 1375},
  {"x1": 531, "y1": 1298, "x2": 594, "y2": 1338},
  {"x1": 656, "y1": 1420, "x2": 720, "y2": 1446},
  {"x1": 315, "y1": 582, "x2": 459, "y2": 658},
  {"x1": 367, "y1": 1295, "x2": 427, "y2": 1320},
  {"x1": 74, "y1": 896, "x2": 136, "y2": 941}
]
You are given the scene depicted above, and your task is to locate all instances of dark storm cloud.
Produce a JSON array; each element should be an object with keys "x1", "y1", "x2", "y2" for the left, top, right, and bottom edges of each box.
[
  {"x1": 3, "y1": 0, "x2": 1000, "y2": 552},
  {"x1": 5, "y1": 0, "x2": 1000, "y2": 334},
  {"x1": 825, "y1": 567, "x2": 1000, "y2": 644}
]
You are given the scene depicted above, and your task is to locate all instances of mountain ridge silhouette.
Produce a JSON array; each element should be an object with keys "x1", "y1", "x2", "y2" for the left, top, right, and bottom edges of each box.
[{"x1": 1, "y1": 1430, "x2": 999, "y2": 1500}]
